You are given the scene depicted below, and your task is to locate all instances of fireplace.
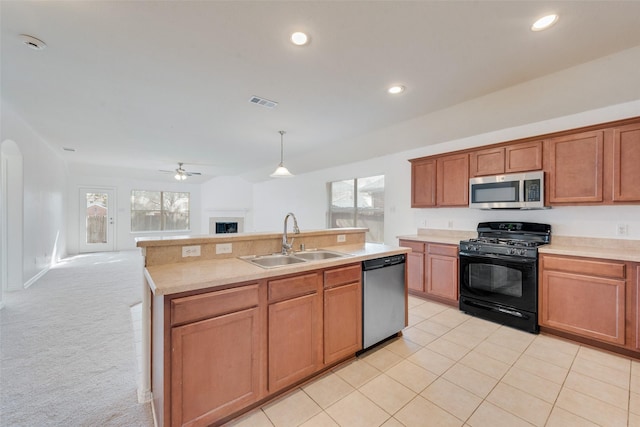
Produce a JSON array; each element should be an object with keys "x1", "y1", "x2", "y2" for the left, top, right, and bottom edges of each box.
[{"x1": 209, "y1": 217, "x2": 244, "y2": 234}]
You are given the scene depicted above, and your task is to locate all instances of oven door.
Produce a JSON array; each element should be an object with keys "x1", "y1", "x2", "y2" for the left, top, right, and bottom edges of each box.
[{"x1": 459, "y1": 252, "x2": 537, "y2": 313}]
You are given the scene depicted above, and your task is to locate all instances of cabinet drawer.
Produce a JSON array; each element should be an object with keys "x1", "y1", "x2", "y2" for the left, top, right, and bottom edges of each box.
[
  {"x1": 269, "y1": 273, "x2": 319, "y2": 302},
  {"x1": 324, "y1": 264, "x2": 361, "y2": 289},
  {"x1": 400, "y1": 240, "x2": 425, "y2": 254},
  {"x1": 542, "y1": 255, "x2": 625, "y2": 279},
  {"x1": 427, "y1": 243, "x2": 458, "y2": 257},
  {"x1": 171, "y1": 284, "x2": 259, "y2": 326}
]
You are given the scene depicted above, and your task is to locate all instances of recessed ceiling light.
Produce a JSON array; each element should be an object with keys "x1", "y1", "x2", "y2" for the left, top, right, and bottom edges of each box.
[
  {"x1": 291, "y1": 32, "x2": 309, "y2": 46},
  {"x1": 531, "y1": 14, "x2": 558, "y2": 31},
  {"x1": 388, "y1": 85, "x2": 405, "y2": 95},
  {"x1": 19, "y1": 34, "x2": 47, "y2": 50}
]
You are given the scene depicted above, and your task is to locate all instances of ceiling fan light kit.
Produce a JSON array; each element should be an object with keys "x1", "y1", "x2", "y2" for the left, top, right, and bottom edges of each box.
[{"x1": 270, "y1": 130, "x2": 294, "y2": 178}]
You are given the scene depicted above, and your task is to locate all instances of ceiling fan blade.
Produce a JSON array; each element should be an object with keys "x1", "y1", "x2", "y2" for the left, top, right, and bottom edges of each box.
[
  {"x1": 158, "y1": 170, "x2": 174, "y2": 173},
  {"x1": 186, "y1": 172, "x2": 202, "y2": 176}
]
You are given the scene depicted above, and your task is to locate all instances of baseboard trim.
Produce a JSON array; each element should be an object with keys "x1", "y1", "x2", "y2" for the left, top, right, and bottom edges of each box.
[
  {"x1": 150, "y1": 395, "x2": 158, "y2": 427},
  {"x1": 24, "y1": 266, "x2": 50, "y2": 289}
]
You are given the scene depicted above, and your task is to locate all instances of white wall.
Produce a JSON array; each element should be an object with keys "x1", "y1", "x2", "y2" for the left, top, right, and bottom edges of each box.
[
  {"x1": 1, "y1": 101, "x2": 68, "y2": 287},
  {"x1": 200, "y1": 176, "x2": 253, "y2": 232},
  {"x1": 66, "y1": 175, "x2": 202, "y2": 254},
  {"x1": 247, "y1": 101, "x2": 640, "y2": 245}
]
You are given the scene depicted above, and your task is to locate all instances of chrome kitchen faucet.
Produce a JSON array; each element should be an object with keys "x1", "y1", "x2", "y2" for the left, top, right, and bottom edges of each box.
[{"x1": 281, "y1": 212, "x2": 300, "y2": 255}]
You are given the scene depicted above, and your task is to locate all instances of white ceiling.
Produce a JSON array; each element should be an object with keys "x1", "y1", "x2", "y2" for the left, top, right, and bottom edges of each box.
[{"x1": 3, "y1": 1, "x2": 640, "y2": 183}]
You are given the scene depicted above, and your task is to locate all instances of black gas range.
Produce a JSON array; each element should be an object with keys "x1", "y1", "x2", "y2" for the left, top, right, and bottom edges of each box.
[{"x1": 459, "y1": 222, "x2": 551, "y2": 333}]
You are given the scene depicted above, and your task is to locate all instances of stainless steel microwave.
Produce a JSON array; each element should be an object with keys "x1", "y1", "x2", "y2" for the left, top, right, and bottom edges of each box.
[{"x1": 469, "y1": 171, "x2": 546, "y2": 209}]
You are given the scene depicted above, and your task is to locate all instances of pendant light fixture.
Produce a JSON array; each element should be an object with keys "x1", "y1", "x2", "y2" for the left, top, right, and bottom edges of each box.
[{"x1": 270, "y1": 130, "x2": 294, "y2": 178}]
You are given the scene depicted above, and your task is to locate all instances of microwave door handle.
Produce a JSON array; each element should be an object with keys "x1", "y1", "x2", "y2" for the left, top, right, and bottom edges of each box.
[{"x1": 519, "y1": 179, "x2": 524, "y2": 203}]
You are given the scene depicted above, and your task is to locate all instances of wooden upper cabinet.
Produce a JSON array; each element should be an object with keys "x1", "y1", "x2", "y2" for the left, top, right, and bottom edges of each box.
[
  {"x1": 612, "y1": 123, "x2": 640, "y2": 202},
  {"x1": 411, "y1": 159, "x2": 437, "y2": 207},
  {"x1": 437, "y1": 153, "x2": 469, "y2": 206},
  {"x1": 470, "y1": 147, "x2": 505, "y2": 177},
  {"x1": 470, "y1": 141, "x2": 542, "y2": 177},
  {"x1": 505, "y1": 141, "x2": 543, "y2": 173},
  {"x1": 547, "y1": 130, "x2": 604, "y2": 204}
]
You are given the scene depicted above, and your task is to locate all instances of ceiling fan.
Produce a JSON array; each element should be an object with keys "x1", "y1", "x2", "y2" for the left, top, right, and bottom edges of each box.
[{"x1": 159, "y1": 163, "x2": 202, "y2": 181}]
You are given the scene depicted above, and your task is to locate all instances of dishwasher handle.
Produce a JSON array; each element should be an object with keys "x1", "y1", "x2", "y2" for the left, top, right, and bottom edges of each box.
[{"x1": 362, "y1": 254, "x2": 406, "y2": 271}]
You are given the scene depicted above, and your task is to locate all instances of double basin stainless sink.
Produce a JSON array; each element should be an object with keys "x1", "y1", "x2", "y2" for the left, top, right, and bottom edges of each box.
[{"x1": 239, "y1": 249, "x2": 349, "y2": 269}]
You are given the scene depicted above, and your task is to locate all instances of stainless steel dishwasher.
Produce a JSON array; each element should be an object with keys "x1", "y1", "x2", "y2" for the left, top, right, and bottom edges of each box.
[{"x1": 362, "y1": 254, "x2": 406, "y2": 350}]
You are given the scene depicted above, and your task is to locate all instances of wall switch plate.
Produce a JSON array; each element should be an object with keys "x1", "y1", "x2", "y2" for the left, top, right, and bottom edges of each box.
[
  {"x1": 616, "y1": 223, "x2": 628, "y2": 236},
  {"x1": 182, "y1": 245, "x2": 201, "y2": 257},
  {"x1": 216, "y1": 243, "x2": 233, "y2": 254},
  {"x1": 337, "y1": 234, "x2": 346, "y2": 243}
]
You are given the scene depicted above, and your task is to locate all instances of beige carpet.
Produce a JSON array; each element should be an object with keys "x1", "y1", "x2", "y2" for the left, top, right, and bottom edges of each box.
[{"x1": 1, "y1": 250, "x2": 153, "y2": 426}]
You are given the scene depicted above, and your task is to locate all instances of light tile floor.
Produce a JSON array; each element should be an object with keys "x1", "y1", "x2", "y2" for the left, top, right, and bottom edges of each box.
[{"x1": 226, "y1": 296, "x2": 640, "y2": 427}]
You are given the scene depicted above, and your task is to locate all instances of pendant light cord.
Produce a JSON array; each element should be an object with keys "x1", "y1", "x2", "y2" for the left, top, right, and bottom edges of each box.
[{"x1": 279, "y1": 130, "x2": 286, "y2": 165}]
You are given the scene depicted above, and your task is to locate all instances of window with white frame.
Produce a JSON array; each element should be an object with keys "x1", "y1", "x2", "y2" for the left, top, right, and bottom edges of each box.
[
  {"x1": 328, "y1": 175, "x2": 384, "y2": 243},
  {"x1": 131, "y1": 190, "x2": 190, "y2": 232}
]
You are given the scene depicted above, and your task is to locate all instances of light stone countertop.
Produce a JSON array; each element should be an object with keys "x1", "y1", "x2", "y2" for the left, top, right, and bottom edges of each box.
[
  {"x1": 397, "y1": 229, "x2": 640, "y2": 263},
  {"x1": 539, "y1": 236, "x2": 640, "y2": 262},
  {"x1": 145, "y1": 242, "x2": 409, "y2": 296},
  {"x1": 398, "y1": 229, "x2": 476, "y2": 246}
]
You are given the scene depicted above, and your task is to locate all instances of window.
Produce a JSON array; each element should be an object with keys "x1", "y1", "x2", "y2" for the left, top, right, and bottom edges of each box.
[
  {"x1": 131, "y1": 190, "x2": 190, "y2": 232},
  {"x1": 328, "y1": 175, "x2": 384, "y2": 243}
]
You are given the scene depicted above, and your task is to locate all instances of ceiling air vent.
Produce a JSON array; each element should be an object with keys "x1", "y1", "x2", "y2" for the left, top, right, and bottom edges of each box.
[{"x1": 249, "y1": 96, "x2": 278, "y2": 109}]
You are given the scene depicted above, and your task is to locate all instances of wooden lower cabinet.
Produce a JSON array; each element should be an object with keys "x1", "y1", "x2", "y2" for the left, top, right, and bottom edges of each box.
[
  {"x1": 539, "y1": 254, "x2": 634, "y2": 349},
  {"x1": 156, "y1": 263, "x2": 379, "y2": 426},
  {"x1": 401, "y1": 240, "x2": 458, "y2": 305},
  {"x1": 171, "y1": 308, "x2": 263, "y2": 427},
  {"x1": 169, "y1": 284, "x2": 265, "y2": 427},
  {"x1": 268, "y1": 273, "x2": 323, "y2": 392},
  {"x1": 324, "y1": 265, "x2": 362, "y2": 365},
  {"x1": 400, "y1": 240, "x2": 425, "y2": 293},
  {"x1": 426, "y1": 247, "x2": 459, "y2": 303}
]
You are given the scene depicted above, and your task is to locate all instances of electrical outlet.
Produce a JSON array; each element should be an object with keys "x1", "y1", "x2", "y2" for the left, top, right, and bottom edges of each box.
[
  {"x1": 182, "y1": 245, "x2": 201, "y2": 257},
  {"x1": 418, "y1": 219, "x2": 427, "y2": 228},
  {"x1": 337, "y1": 234, "x2": 346, "y2": 243},
  {"x1": 616, "y1": 223, "x2": 628, "y2": 236},
  {"x1": 216, "y1": 243, "x2": 233, "y2": 254},
  {"x1": 448, "y1": 220, "x2": 454, "y2": 229}
]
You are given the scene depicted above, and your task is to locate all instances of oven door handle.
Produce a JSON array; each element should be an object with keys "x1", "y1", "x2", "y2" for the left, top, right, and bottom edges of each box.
[{"x1": 458, "y1": 252, "x2": 536, "y2": 264}]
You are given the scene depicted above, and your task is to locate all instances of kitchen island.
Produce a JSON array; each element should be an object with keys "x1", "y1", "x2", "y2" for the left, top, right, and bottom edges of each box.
[{"x1": 137, "y1": 228, "x2": 409, "y2": 427}]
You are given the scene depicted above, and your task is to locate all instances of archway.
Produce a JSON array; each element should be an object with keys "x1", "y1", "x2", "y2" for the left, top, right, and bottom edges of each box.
[{"x1": 1, "y1": 140, "x2": 24, "y2": 305}]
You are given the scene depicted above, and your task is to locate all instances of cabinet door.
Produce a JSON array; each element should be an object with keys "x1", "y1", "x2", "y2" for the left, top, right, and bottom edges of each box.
[
  {"x1": 324, "y1": 282, "x2": 362, "y2": 364},
  {"x1": 540, "y1": 270, "x2": 625, "y2": 345},
  {"x1": 426, "y1": 252, "x2": 458, "y2": 302},
  {"x1": 613, "y1": 123, "x2": 640, "y2": 202},
  {"x1": 411, "y1": 159, "x2": 437, "y2": 207},
  {"x1": 548, "y1": 131, "x2": 604, "y2": 203},
  {"x1": 437, "y1": 153, "x2": 469, "y2": 207},
  {"x1": 407, "y1": 252, "x2": 425, "y2": 293},
  {"x1": 171, "y1": 307, "x2": 263, "y2": 427},
  {"x1": 401, "y1": 240, "x2": 425, "y2": 293},
  {"x1": 635, "y1": 265, "x2": 640, "y2": 351},
  {"x1": 268, "y1": 293, "x2": 322, "y2": 392},
  {"x1": 470, "y1": 147, "x2": 504, "y2": 177},
  {"x1": 505, "y1": 141, "x2": 542, "y2": 173}
]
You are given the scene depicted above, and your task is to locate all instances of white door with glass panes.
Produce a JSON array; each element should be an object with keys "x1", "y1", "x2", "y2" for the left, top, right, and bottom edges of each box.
[{"x1": 79, "y1": 188, "x2": 115, "y2": 252}]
